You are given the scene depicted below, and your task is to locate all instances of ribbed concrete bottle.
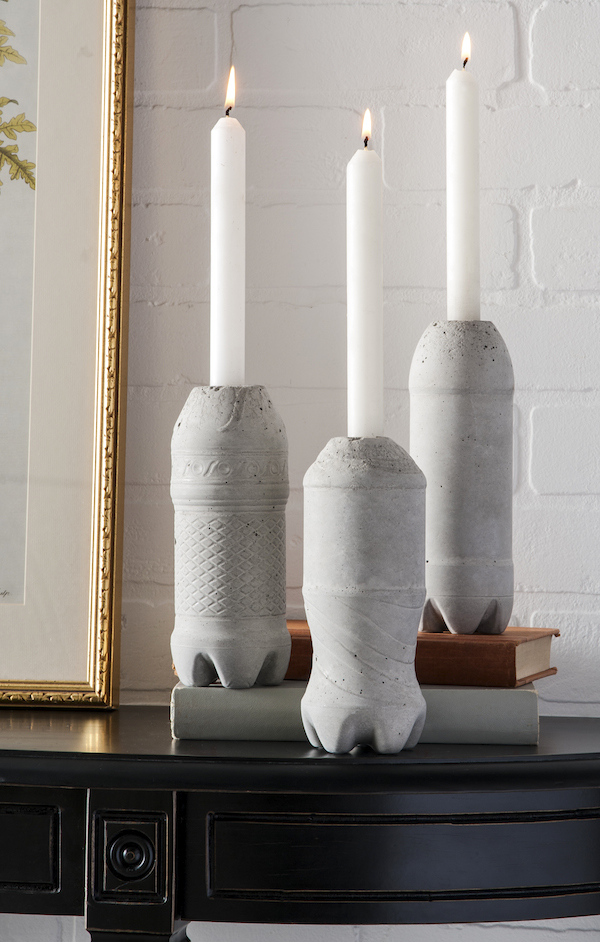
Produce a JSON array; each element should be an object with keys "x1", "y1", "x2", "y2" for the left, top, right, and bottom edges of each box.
[
  {"x1": 409, "y1": 320, "x2": 514, "y2": 634},
  {"x1": 170, "y1": 385, "x2": 290, "y2": 688},
  {"x1": 301, "y1": 437, "x2": 427, "y2": 754}
]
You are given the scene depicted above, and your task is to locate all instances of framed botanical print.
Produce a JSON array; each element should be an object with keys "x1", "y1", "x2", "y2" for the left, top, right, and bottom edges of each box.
[{"x1": 0, "y1": 0, "x2": 134, "y2": 706}]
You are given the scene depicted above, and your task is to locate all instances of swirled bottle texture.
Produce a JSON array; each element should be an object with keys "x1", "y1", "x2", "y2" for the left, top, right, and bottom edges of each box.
[{"x1": 301, "y1": 437, "x2": 427, "y2": 754}]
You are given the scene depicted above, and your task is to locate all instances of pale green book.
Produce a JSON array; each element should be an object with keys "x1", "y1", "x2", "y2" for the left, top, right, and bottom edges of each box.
[{"x1": 171, "y1": 680, "x2": 539, "y2": 745}]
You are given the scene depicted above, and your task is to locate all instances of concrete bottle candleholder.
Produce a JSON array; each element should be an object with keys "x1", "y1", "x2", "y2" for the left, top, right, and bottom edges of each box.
[
  {"x1": 170, "y1": 385, "x2": 290, "y2": 688},
  {"x1": 409, "y1": 320, "x2": 514, "y2": 635},
  {"x1": 301, "y1": 437, "x2": 427, "y2": 754}
]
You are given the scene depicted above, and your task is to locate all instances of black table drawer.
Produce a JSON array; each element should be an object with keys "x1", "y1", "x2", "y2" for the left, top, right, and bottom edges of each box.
[{"x1": 0, "y1": 785, "x2": 86, "y2": 915}]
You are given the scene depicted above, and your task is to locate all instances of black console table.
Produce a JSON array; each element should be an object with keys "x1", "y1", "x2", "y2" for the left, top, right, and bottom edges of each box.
[{"x1": 0, "y1": 708, "x2": 599, "y2": 941}]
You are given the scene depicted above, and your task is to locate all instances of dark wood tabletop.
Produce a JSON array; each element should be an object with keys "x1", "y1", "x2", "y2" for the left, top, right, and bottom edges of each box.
[
  {"x1": 0, "y1": 708, "x2": 599, "y2": 936},
  {"x1": 0, "y1": 707, "x2": 598, "y2": 792}
]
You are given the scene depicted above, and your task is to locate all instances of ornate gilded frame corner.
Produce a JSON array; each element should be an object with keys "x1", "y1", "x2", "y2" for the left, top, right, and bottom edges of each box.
[{"x1": 0, "y1": 0, "x2": 135, "y2": 708}]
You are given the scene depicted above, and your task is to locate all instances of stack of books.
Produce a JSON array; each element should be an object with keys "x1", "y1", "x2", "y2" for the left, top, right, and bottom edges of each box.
[{"x1": 171, "y1": 621, "x2": 559, "y2": 746}]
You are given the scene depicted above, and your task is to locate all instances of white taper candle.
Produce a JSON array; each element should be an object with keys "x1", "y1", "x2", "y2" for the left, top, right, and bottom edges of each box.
[
  {"x1": 347, "y1": 109, "x2": 384, "y2": 438},
  {"x1": 210, "y1": 66, "x2": 246, "y2": 385},
  {"x1": 446, "y1": 33, "x2": 480, "y2": 321}
]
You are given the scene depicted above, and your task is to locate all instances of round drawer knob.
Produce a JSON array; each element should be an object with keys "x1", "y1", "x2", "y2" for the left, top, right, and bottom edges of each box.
[{"x1": 108, "y1": 831, "x2": 155, "y2": 881}]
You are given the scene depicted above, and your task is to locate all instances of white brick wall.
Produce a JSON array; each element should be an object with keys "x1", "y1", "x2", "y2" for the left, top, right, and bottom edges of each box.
[
  {"x1": 532, "y1": 0, "x2": 600, "y2": 91},
  {"x1": 12, "y1": 0, "x2": 597, "y2": 938}
]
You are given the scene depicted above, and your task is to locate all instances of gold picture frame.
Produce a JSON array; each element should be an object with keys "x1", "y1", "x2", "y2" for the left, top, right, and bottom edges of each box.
[{"x1": 0, "y1": 0, "x2": 134, "y2": 707}]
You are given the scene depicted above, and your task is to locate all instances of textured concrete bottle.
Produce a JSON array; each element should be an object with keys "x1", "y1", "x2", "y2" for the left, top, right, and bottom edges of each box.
[
  {"x1": 170, "y1": 385, "x2": 290, "y2": 687},
  {"x1": 409, "y1": 320, "x2": 514, "y2": 634},
  {"x1": 301, "y1": 437, "x2": 427, "y2": 754}
]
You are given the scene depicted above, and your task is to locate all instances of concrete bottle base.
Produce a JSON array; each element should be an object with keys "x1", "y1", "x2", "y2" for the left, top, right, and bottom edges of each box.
[
  {"x1": 170, "y1": 385, "x2": 290, "y2": 688},
  {"x1": 409, "y1": 320, "x2": 514, "y2": 635},
  {"x1": 301, "y1": 437, "x2": 427, "y2": 754}
]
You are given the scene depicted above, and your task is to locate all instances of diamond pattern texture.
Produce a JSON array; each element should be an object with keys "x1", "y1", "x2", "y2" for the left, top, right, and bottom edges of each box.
[{"x1": 174, "y1": 512, "x2": 286, "y2": 616}]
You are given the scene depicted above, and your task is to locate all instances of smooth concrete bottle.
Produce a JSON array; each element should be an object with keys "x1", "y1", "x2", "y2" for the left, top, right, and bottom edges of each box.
[
  {"x1": 170, "y1": 385, "x2": 290, "y2": 687},
  {"x1": 301, "y1": 436, "x2": 427, "y2": 754},
  {"x1": 409, "y1": 320, "x2": 514, "y2": 634}
]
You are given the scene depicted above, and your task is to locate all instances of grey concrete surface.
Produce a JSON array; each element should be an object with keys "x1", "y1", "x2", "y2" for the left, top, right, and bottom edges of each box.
[
  {"x1": 409, "y1": 320, "x2": 514, "y2": 634},
  {"x1": 302, "y1": 436, "x2": 427, "y2": 753},
  {"x1": 170, "y1": 385, "x2": 290, "y2": 687}
]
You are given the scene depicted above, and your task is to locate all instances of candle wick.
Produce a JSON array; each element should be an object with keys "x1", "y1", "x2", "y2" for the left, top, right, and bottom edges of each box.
[
  {"x1": 462, "y1": 57, "x2": 468, "y2": 69},
  {"x1": 364, "y1": 136, "x2": 369, "y2": 149},
  {"x1": 225, "y1": 106, "x2": 232, "y2": 116}
]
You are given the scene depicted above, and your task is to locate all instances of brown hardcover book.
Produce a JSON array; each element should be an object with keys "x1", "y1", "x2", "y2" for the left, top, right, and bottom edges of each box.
[
  {"x1": 285, "y1": 621, "x2": 312, "y2": 680},
  {"x1": 286, "y1": 621, "x2": 559, "y2": 688},
  {"x1": 414, "y1": 627, "x2": 559, "y2": 687}
]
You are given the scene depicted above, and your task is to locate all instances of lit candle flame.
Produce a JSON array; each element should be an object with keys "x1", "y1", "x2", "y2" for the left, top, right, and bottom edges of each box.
[
  {"x1": 362, "y1": 108, "x2": 372, "y2": 146},
  {"x1": 462, "y1": 32, "x2": 471, "y2": 68},
  {"x1": 225, "y1": 66, "x2": 236, "y2": 113}
]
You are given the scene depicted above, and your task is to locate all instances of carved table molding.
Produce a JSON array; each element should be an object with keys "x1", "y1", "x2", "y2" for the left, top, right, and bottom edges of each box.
[{"x1": 0, "y1": 708, "x2": 598, "y2": 940}]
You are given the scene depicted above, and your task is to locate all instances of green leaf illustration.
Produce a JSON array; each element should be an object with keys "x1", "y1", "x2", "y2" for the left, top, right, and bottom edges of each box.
[
  {"x1": 0, "y1": 113, "x2": 36, "y2": 139},
  {"x1": 0, "y1": 144, "x2": 35, "y2": 188},
  {"x1": 0, "y1": 36, "x2": 26, "y2": 65},
  {"x1": 0, "y1": 5, "x2": 36, "y2": 192}
]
